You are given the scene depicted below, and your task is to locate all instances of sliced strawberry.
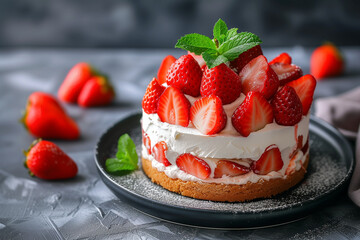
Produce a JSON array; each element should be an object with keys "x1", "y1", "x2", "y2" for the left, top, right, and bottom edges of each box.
[
  {"x1": 152, "y1": 141, "x2": 171, "y2": 166},
  {"x1": 269, "y1": 52, "x2": 292, "y2": 65},
  {"x1": 166, "y1": 55, "x2": 202, "y2": 97},
  {"x1": 213, "y1": 160, "x2": 250, "y2": 178},
  {"x1": 190, "y1": 95, "x2": 227, "y2": 135},
  {"x1": 230, "y1": 45, "x2": 263, "y2": 73},
  {"x1": 301, "y1": 136, "x2": 309, "y2": 154},
  {"x1": 157, "y1": 86, "x2": 190, "y2": 127},
  {"x1": 271, "y1": 86, "x2": 303, "y2": 126},
  {"x1": 142, "y1": 77, "x2": 166, "y2": 114},
  {"x1": 285, "y1": 157, "x2": 296, "y2": 175},
  {"x1": 176, "y1": 153, "x2": 210, "y2": 180},
  {"x1": 188, "y1": 51, "x2": 206, "y2": 67},
  {"x1": 142, "y1": 130, "x2": 152, "y2": 155},
  {"x1": 286, "y1": 74, "x2": 317, "y2": 115},
  {"x1": 231, "y1": 91, "x2": 273, "y2": 137},
  {"x1": 201, "y1": 63, "x2": 241, "y2": 104},
  {"x1": 157, "y1": 55, "x2": 176, "y2": 85},
  {"x1": 251, "y1": 145, "x2": 283, "y2": 175},
  {"x1": 239, "y1": 55, "x2": 279, "y2": 100},
  {"x1": 270, "y1": 63, "x2": 303, "y2": 85}
]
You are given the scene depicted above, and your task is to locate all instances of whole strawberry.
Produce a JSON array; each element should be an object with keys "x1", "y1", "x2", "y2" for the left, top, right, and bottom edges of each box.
[
  {"x1": 230, "y1": 45, "x2": 263, "y2": 73},
  {"x1": 58, "y1": 62, "x2": 97, "y2": 103},
  {"x1": 166, "y1": 54, "x2": 202, "y2": 97},
  {"x1": 157, "y1": 55, "x2": 176, "y2": 85},
  {"x1": 142, "y1": 77, "x2": 165, "y2": 114},
  {"x1": 21, "y1": 92, "x2": 80, "y2": 139},
  {"x1": 24, "y1": 139, "x2": 78, "y2": 180},
  {"x1": 310, "y1": 43, "x2": 344, "y2": 80},
  {"x1": 78, "y1": 76, "x2": 115, "y2": 107},
  {"x1": 201, "y1": 63, "x2": 241, "y2": 104}
]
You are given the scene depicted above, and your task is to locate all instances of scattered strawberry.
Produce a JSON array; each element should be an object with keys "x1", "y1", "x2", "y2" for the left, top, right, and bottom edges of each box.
[
  {"x1": 157, "y1": 86, "x2": 191, "y2": 127},
  {"x1": 201, "y1": 63, "x2": 241, "y2": 104},
  {"x1": 239, "y1": 55, "x2": 279, "y2": 99},
  {"x1": 176, "y1": 153, "x2": 210, "y2": 180},
  {"x1": 188, "y1": 51, "x2": 206, "y2": 67},
  {"x1": 310, "y1": 43, "x2": 344, "y2": 80},
  {"x1": 270, "y1": 63, "x2": 303, "y2": 85},
  {"x1": 157, "y1": 55, "x2": 176, "y2": 85},
  {"x1": 77, "y1": 76, "x2": 115, "y2": 107},
  {"x1": 152, "y1": 141, "x2": 171, "y2": 166},
  {"x1": 213, "y1": 160, "x2": 250, "y2": 178},
  {"x1": 166, "y1": 54, "x2": 202, "y2": 97},
  {"x1": 190, "y1": 95, "x2": 227, "y2": 135},
  {"x1": 230, "y1": 45, "x2": 263, "y2": 73},
  {"x1": 301, "y1": 136, "x2": 309, "y2": 154},
  {"x1": 21, "y1": 92, "x2": 80, "y2": 139},
  {"x1": 286, "y1": 74, "x2": 317, "y2": 115},
  {"x1": 271, "y1": 86, "x2": 303, "y2": 126},
  {"x1": 251, "y1": 145, "x2": 283, "y2": 175},
  {"x1": 58, "y1": 62, "x2": 96, "y2": 103},
  {"x1": 232, "y1": 91, "x2": 273, "y2": 137},
  {"x1": 24, "y1": 139, "x2": 78, "y2": 180},
  {"x1": 142, "y1": 77, "x2": 165, "y2": 114},
  {"x1": 269, "y1": 52, "x2": 292, "y2": 65},
  {"x1": 142, "y1": 130, "x2": 152, "y2": 155}
]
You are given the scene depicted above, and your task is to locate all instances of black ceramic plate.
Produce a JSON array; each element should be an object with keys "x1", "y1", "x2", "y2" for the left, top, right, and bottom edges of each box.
[{"x1": 95, "y1": 112, "x2": 354, "y2": 229}]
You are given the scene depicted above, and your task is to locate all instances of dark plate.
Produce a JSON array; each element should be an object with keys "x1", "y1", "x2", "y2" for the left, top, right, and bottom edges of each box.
[{"x1": 94, "y1": 112, "x2": 354, "y2": 229}]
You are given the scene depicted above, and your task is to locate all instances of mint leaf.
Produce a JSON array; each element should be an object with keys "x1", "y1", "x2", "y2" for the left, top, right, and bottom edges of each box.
[
  {"x1": 105, "y1": 133, "x2": 138, "y2": 174},
  {"x1": 225, "y1": 28, "x2": 238, "y2": 41},
  {"x1": 213, "y1": 19, "x2": 228, "y2": 44},
  {"x1": 175, "y1": 33, "x2": 216, "y2": 55},
  {"x1": 202, "y1": 49, "x2": 228, "y2": 69}
]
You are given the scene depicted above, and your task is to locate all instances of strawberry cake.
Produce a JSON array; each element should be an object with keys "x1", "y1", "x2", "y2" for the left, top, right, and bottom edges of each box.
[{"x1": 141, "y1": 20, "x2": 317, "y2": 202}]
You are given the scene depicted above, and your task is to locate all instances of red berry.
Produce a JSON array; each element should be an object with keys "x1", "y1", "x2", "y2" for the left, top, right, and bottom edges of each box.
[
  {"x1": 271, "y1": 86, "x2": 303, "y2": 126},
  {"x1": 301, "y1": 136, "x2": 309, "y2": 154},
  {"x1": 142, "y1": 77, "x2": 166, "y2": 114},
  {"x1": 251, "y1": 145, "x2": 283, "y2": 175},
  {"x1": 21, "y1": 92, "x2": 80, "y2": 140},
  {"x1": 157, "y1": 55, "x2": 176, "y2": 85},
  {"x1": 176, "y1": 153, "x2": 210, "y2": 180},
  {"x1": 152, "y1": 141, "x2": 171, "y2": 167},
  {"x1": 142, "y1": 130, "x2": 152, "y2": 155},
  {"x1": 157, "y1": 86, "x2": 191, "y2": 127},
  {"x1": 213, "y1": 160, "x2": 250, "y2": 178},
  {"x1": 230, "y1": 45, "x2": 263, "y2": 73},
  {"x1": 232, "y1": 91, "x2": 273, "y2": 137},
  {"x1": 78, "y1": 76, "x2": 115, "y2": 107},
  {"x1": 188, "y1": 51, "x2": 206, "y2": 67},
  {"x1": 24, "y1": 139, "x2": 78, "y2": 180},
  {"x1": 166, "y1": 55, "x2": 202, "y2": 97},
  {"x1": 269, "y1": 52, "x2": 292, "y2": 65},
  {"x1": 310, "y1": 43, "x2": 344, "y2": 80},
  {"x1": 286, "y1": 74, "x2": 317, "y2": 115},
  {"x1": 190, "y1": 95, "x2": 227, "y2": 135},
  {"x1": 58, "y1": 62, "x2": 95, "y2": 103},
  {"x1": 270, "y1": 63, "x2": 303, "y2": 85},
  {"x1": 239, "y1": 55, "x2": 279, "y2": 99},
  {"x1": 201, "y1": 63, "x2": 241, "y2": 104}
]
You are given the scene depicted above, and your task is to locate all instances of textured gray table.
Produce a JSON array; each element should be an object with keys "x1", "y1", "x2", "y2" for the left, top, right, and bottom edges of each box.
[{"x1": 0, "y1": 48, "x2": 359, "y2": 239}]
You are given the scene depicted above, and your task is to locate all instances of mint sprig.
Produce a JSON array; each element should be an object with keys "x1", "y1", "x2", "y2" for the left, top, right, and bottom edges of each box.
[
  {"x1": 105, "y1": 133, "x2": 138, "y2": 174},
  {"x1": 175, "y1": 19, "x2": 262, "y2": 69}
]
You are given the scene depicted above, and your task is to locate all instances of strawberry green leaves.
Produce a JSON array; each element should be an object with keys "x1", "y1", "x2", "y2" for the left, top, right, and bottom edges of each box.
[
  {"x1": 175, "y1": 19, "x2": 262, "y2": 69},
  {"x1": 105, "y1": 133, "x2": 138, "y2": 175}
]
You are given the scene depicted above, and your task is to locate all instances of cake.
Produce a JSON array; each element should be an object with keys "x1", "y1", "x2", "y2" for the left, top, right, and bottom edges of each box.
[{"x1": 141, "y1": 20, "x2": 317, "y2": 202}]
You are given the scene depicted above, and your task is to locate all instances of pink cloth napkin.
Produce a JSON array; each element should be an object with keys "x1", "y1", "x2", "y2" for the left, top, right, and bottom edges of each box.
[{"x1": 315, "y1": 87, "x2": 360, "y2": 206}]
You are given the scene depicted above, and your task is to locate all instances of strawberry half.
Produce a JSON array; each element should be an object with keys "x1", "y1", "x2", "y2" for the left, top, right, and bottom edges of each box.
[
  {"x1": 213, "y1": 160, "x2": 250, "y2": 178},
  {"x1": 188, "y1": 51, "x2": 206, "y2": 67},
  {"x1": 77, "y1": 76, "x2": 115, "y2": 107},
  {"x1": 286, "y1": 74, "x2": 317, "y2": 115},
  {"x1": 176, "y1": 153, "x2": 210, "y2": 180},
  {"x1": 142, "y1": 130, "x2": 152, "y2": 155},
  {"x1": 152, "y1": 141, "x2": 171, "y2": 167},
  {"x1": 269, "y1": 52, "x2": 292, "y2": 65},
  {"x1": 232, "y1": 91, "x2": 273, "y2": 137},
  {"x1": 230, "y1": 45, "x2": 263, "y2": 73},
  {"x1": 166, "y1": 54, "x2": 202, "y2": 97},
  {"x1": 142, "y1": 77, "x2": 166, "y2": 114},
  {"x1": 270, "y1": 63, "x2": 303, "y2": 85},
  {"x1": 190, "y1": 95, "x2": 227, "y2": 135},
  {"x1": 271, "y1": 86, "x2": 303, "y2": 126},
  {"x1": 201, "y1": 63, "x2": 241, "y2": 104},
  {"x1": 157, "y1": 86, "x2": 191, "y2": 127},
  {"x1": 239, "y1": 55, "x2": 279, "y2": 100},
  {"x1": 251, "y1": 145, "x2": 283, "y2": 175},
  {"x1": 157, "y1": 55, "x2": 176, "y2": 85}
]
